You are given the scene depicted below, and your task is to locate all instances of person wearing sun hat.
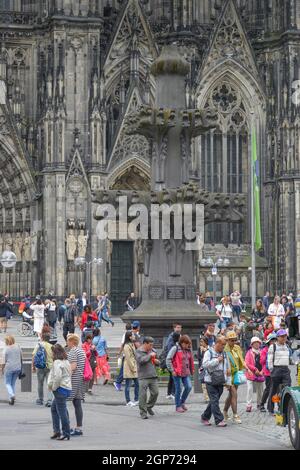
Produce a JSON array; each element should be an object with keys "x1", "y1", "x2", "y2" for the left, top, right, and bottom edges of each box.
[
  {"x1": 267, "y1": 329, "x2": 292, "y2": 414},
  {"x1": 245, "y1": 337, "x2": 265, "y2": 412},
  {"x1": 223, "y1": 331, "x2": 246, "y2": 424},
  {"x1": 259, "y1": 332, "x2": 277, "y2": 413}
]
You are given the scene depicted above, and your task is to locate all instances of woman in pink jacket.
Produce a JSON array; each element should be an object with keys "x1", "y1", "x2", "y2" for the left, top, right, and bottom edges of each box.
[{"x1": 245, "y1": 337, "x2": 265, "y2": 412}]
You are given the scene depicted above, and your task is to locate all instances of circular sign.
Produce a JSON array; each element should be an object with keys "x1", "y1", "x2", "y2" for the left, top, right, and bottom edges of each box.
[{"x1": 1, "y1": 250, "x2": 17, "y2": 268}]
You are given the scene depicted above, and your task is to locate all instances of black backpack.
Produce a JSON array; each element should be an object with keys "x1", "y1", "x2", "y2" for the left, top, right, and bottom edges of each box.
[
  {"x1": 89, "y1": 349, "x2": 97, "y2": 369},
  {"x1": 159, "y1": 345, "x2": 169, "y2": 370}
]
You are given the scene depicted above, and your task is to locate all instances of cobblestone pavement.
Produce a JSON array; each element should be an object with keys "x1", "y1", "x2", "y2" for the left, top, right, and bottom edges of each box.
[{"x1": 0, "y1": 372, "x2": 293, "y2": 450}]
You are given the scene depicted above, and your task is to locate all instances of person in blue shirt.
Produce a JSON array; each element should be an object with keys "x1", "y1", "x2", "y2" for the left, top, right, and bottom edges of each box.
[{"x1": 92, "y1": 328, "x2": 110, "y2": 385}]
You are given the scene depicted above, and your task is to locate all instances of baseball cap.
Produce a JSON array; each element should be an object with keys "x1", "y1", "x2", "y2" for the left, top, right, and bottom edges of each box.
[
  {"x1": 251, "y1": 336, "x2": 262, "y2": 344},
  {"x1": 265, "y1": 333, "x2": 277, "y2": 343},
  {"x1": 276, "y1": 329, "x2": 287, "y2": 337},
  {"x1": 132, "y1": 321, "x2": 140, "y2": 329}
]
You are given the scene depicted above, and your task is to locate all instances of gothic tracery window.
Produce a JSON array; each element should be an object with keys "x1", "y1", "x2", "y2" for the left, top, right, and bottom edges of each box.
[{"x1": 200, "y1": 81, "x2": 249, "y2": 245}]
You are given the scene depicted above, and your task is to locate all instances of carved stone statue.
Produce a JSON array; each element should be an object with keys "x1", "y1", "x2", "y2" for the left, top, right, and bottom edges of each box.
[
  {"x1": 13, "y1": 233, "x2": 23, "y2": 261},
  {"x1": 23, "y1": 232, "x2": 31, "y2": 262},
  {"x1": 4, "y1": 233, "x2": 13, "y2": 251},
  {"x1": 77, "y1": 230, "x2": 89, "y2": 258},
  {"x1": 66, "y1": 230, "x2": 77, "y2": 260},
  {"x1": 31, "y1": 231, "x2": 38, "y2": 262},
  {"x1": 106, "y1": 239, "x2": 113, "y2": 273},
  {"x1": 0, "y1": 233, "x2": 3, "y2": 256}
]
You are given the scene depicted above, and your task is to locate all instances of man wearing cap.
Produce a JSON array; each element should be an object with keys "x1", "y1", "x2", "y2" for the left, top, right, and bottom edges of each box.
[
  {"x1": 259, "y1": 333, "x2": 277, "y2": 413},
  {"x1": 245, "y1": 337, "x2": 265, "y2": 412},
  {"x1": 132, "y1": 321, "x2": 143, "y2": 348},
  {"x1": 267, "y1": 329, "x2": 292, "y2": 414},
  {"x1": 136, "y1": 337, "x2": 160, "y2": 419}
]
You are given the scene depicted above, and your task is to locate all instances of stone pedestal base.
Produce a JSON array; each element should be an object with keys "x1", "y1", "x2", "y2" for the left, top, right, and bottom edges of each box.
[{"x1": 122, "y1": 300, "x2": 216, "y2": 349}]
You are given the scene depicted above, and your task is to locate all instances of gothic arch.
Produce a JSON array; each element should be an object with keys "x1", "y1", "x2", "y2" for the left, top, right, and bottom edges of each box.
[
  {"x1": 107, "y1": 157, "x2": 150, "y2": 190},
  {"x1": 195, "y1": 64, "x2": 266, "y2": 246}
]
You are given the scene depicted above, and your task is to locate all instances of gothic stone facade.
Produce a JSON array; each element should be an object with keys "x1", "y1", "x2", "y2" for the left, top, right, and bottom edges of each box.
[{"x1": 0, "y1": 0, "x2": 300, "y2": 305}]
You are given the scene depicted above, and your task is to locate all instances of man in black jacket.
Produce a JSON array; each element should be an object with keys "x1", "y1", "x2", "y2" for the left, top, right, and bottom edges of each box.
[{"x1": 0, "y1": 296, "x2": 13, "y2": 333}]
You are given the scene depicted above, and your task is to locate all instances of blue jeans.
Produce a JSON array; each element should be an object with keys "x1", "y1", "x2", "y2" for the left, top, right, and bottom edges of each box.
[
  {"x1": 218, "y1": 317, "x2": 232, "y2": 330},
  {"x1": 116, "y1": 358, "x2": 124, "y2": 385},
  {"x1": 51, "y1": 391, "x2": 70, "y2": 437},
  {"x1": 232, "y1": 306, "x2": 241, "y2": 322},
  {"x1": 173, "y1": 376, "x2": 192, "y2": 408},
  {"x1": 98, "y1": 309, "x2": 114, "y2": 326},
  {"x1": 5, "y1": 370, "x2": 20, "y2": 398},
  {"x1": 125, "y1": 378, "x2": 139, "y2": 403}
]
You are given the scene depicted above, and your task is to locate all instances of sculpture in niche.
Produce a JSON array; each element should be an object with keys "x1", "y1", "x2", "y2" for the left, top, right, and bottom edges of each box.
[
  {"x1": 13, "y1": 232, "x2": 23, "y2": 261},
  {"x1": 5, "y1": 233, "x2": 13, "y2": 251},
  {"x1": 0, "y1": 233, "x2": 3, "y2": 256},
  {"x1": 23, "y1": 232, "x2": 31, "y2": 261},
  {"x1": 135, "y1": 239, "x2": 144, "y2": 274},
  {"x1": 77, "y1": 230, "x2": 89, "y2": 258},
  {"x1": 31, "y1": 231, "x2": 38, "y2": 262},
  {"x1": 66, "y1": 229, "x2": 77, "y2": 261},
  {"x1": 106, "y1": 240, "x2": 113, "y2": 273}
]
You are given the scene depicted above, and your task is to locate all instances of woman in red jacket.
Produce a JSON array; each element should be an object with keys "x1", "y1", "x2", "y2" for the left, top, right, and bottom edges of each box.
[
  {"x1": 166, "y1": 335, "x2": 194, "y2": 413},
  {"x1": 79, "y1": 305, "x2": 98, "y2": 331}
]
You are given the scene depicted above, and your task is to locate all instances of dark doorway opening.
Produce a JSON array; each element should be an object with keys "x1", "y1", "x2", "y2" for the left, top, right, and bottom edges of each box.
[{"x1": 110, "y1": 241, "x2": 134, "y2": 316}]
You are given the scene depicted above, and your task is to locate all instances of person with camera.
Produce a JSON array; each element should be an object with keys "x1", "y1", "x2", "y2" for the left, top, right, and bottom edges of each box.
[
  {"x1": 201, "y1": 337, "x2": 231, "y2": 427},
  {"x1": 136, "y1": 337, "x2": 160, "y2": 419}
]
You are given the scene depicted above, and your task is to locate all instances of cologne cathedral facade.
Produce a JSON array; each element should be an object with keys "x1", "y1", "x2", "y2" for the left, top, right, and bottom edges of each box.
[{"x1": 0, "y1": 0, "x2": 300, "y2": 312}]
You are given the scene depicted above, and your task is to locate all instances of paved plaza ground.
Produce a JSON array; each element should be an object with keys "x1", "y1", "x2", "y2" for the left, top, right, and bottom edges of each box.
[{"x1": 0, "y1": 317, "x2": 295, "y2": 450}]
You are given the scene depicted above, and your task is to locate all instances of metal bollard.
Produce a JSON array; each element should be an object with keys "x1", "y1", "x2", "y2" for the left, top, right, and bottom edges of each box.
[
  {"x1": 21, "y1": 362, "x2": 32, "y2": 392},
  {"x1": 193, "y1": 361, "x2": 202, "y2": 393}
]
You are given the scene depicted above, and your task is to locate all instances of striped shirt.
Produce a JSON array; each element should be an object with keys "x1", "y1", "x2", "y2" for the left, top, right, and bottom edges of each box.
[{"x1": 67, "y1": 346, "x2": 86, "y2": 400}]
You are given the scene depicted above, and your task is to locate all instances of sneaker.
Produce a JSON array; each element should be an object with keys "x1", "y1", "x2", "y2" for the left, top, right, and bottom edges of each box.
[
  {"x1": 166, "y1": 395, "x2": 173, "y2": 400},
  {"x1": 176, "y1": 407, "x2": 185, "y2": 413},
  {"x1": 113, "y1": 382, "x2": 122, "y2": 392},
  {"x1": 126, "y1": 401, "x2": 135, "y2": 407},
  {"x1": 9, "y1": 397, "x2": 15, "y2": 406},
  {"x1": 216, "y1": 421, "x2": 227, "y2": 427},
  {"x1": 181, "y1": 404, "x2": 188, "y2": 412},
  {"x1": 260, "y1": 406, "x2": 266, "y2": 413},
  {"x1": 36, "y1": 399, "x2": 43, "y2": 406},
  {"x1": 141, "y1": 414, "x2": 148, "y2": 419},
  {"x1": 147, "y1": 408, "x2": 155, "y2": 416},
  {"x1": 133, "y1": 401, "x2": 139, "y2": 406},
  {"x1": 233, "y1": 414, "x2": 242, "y2": 424},
  {"x1": 70, "y1": 429, "x2": 83, "y2": 436},
  {"x1": 246, "y1": 405, "x2": 252, "y2": 412},
  {"x1": 201, "y1": 418, "x2": 211, "y2": 426},
  {"x1": 45, "y1": 400, "x2": 52, "y2": 408},
  {"x1": 103, "y1": 379, "x2": 108, "y2": 385}
]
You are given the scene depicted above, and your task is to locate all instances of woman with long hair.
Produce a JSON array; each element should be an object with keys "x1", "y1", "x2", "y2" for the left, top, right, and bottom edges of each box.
[{"x1": 48, "y1": 344, "x2": 72, "y2": 440}]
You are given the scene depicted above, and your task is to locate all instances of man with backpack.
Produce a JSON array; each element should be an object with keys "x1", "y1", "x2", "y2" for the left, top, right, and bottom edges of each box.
[
  {"x1": 201, "y1": 337, "x2": 231, "y2": 427},
  {"x1": 62, "y1": 298, "x2": 78, "y2": 343},
  {"x1": 267, "y1": 329, "x2": 292, "y2": 414},
  {"x1": 32, "y1": 330, "x2": 53, "y2": 406}
]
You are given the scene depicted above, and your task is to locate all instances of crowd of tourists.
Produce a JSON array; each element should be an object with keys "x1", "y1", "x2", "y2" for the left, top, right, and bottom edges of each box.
[{"x1": 0, "y1": 289, "x2": 300, "y2": 439}]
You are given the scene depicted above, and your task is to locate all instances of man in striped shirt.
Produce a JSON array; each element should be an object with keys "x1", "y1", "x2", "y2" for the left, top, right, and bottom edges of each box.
[{"x1": 267, "y1": 329, "x2": 291, "y2": 414}]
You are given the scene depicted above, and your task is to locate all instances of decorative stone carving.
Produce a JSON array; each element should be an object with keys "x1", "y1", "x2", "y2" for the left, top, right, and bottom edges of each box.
[
  {"x1": 66, "y1": 230, "x2": 77, "y2": 261},
  {"x1": 77, "y1": 230, "x2": 89, "y2": 258},
  {"x1": 4, "y1": 233, "x2": 13, "y2": 251},
  {"x1": 13, "y1": 232, "x2": 23, "y2": 261},
  {"x1": 31, "y1": 231, "x2": 38, "y2": 262},
  {"x1": 23, "y1": 232, "x2": 31, "y2": 261}
]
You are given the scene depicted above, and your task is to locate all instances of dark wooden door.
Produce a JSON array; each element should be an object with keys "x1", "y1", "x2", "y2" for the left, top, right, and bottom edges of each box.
[{"x1": 110, "y1": 242, "x2": 133, "y2": 316}]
